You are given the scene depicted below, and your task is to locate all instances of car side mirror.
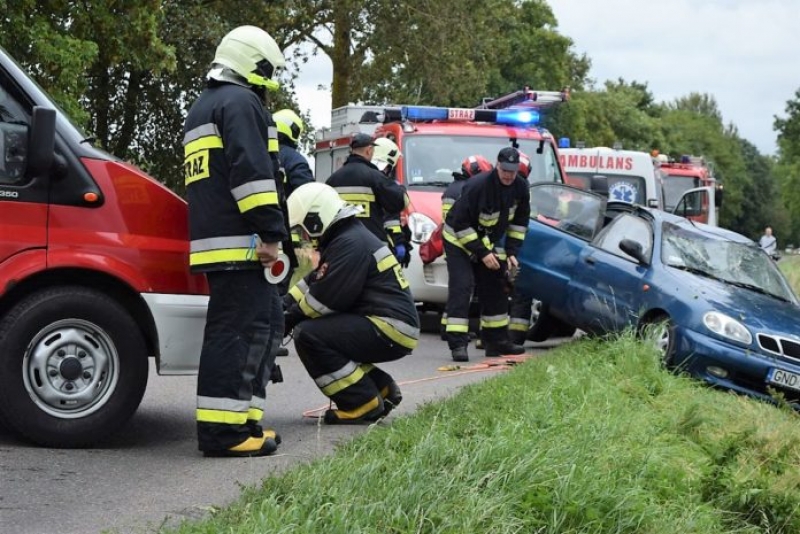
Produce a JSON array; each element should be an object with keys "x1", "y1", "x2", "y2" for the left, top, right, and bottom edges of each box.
[
  {"x1": 619, "y1": 238, "x2": 647, "y2": 264},
  {"x1": 714, "y1": 184, "x2": 724, "y2": 208},
  {"x1": 27, "y1": 106, "x2": 56, "y2": 179}
]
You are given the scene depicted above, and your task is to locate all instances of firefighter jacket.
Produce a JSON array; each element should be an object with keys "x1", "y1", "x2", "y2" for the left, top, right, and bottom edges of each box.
[
  {"x1": 278, "y1": 142, "x2": 314, "y2": 197},
  {"x1": 285, "y1": 217, "x2": 420, "y2": 351},
  {"x1": 441, "y1": 176, "x2": 469, "y2": 221},
  {"x1": 183, "y1": 82, "x2": 287, "y2": 273},
  {"x1": 326, "y1": 154, "x2": 408, "y2": 244},
  {"x1": 443, "y1": 169, "x2": 530, "y2": 260}
]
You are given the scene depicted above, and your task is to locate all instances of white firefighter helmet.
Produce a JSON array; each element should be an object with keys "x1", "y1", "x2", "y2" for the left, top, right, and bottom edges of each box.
[
  {"x1": 273, "y1": 109, "x2": 304, "y2": 144},
  {"x1": 208, "y1": 25, "x2": 286, "y2": 91},
  {"x1": 288, "y1": 183, "x2": 360, "y2": 240},
  {"x1": 372, "y1": 137, "x2": 402, "y2": 172}
]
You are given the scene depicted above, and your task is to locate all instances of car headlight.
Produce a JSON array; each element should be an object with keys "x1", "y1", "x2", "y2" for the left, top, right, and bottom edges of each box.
[
  {"x1": 703, "y1": 312, "x2": 752, "y2": 345},
  {"x1": 408, "y1": 212, "x2": 437, "y2": 244}
]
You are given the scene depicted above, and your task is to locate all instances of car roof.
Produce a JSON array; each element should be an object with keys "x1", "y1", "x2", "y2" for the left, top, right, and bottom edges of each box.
[{"x1": 608, "y1": 201, "x2": 754, "y2": 245}]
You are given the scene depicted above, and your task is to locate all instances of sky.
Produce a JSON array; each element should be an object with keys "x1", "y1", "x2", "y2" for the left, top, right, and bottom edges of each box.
[{"x1": 289, "y1": 0, "x2": 800, "y2": 156}]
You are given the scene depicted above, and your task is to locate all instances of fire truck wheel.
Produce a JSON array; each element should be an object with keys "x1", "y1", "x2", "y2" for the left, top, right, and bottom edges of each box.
[{"x1": 0, "y1": 286, "x2": 148, "y2": 448}]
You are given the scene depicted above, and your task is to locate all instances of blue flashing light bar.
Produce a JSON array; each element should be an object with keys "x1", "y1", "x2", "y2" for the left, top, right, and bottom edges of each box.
[
  {"x1": 401, "y1": 105, "x2": 541, "y2": 126},
  {"x1": 496, "y1": 108, "x2": 540, "y2": 126},
  {"x1": 559, "y1": 137, "x2": 571, "y2": 148},
  {"x1": 402, "y1": 106, "x2": 449, "y2": 121}
]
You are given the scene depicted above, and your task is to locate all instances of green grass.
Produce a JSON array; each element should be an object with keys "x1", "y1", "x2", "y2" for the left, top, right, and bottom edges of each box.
[
  {"x1": 161, "y1": 335, "x2": 800, "y2": 534},
  {"x1": 779, "y1": 255, "x2": 800, "y2": 296}
]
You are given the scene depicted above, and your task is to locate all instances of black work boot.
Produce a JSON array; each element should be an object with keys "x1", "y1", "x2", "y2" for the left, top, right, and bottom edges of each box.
[
  {"x1": 508, "y1": 330, "x2": 527, "y2": 346},
  {"x1": 379, "y1": 381, "x2": 403, "y2": 417},
  {"x1": 451, "y1": 346, "x2": 469, "y2": 362},
  {"x1": 484, "y1": 340, "x2": 525, "y2": 357},
  {"x1": 324, "y1": 398, "x2": 386, "y2": 424}
]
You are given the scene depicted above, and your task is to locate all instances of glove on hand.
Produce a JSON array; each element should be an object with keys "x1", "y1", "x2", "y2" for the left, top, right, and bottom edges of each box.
[{"x1": 394, "y1": 244, "x2": 406, "y2": 263}]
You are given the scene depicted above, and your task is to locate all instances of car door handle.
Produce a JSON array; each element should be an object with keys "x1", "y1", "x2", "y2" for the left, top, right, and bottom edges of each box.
[{"x1": 585, "y1": 256, "x2": 596, "y2": 265}]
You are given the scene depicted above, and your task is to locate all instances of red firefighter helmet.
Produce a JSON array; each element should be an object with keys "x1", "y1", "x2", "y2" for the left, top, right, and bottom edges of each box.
[
  {"x1": 518, "y1": 152, "x2": 532, "y2": 179},
  {"x1": 460, "y1": 154, "x2": 492, "y2": 178}
]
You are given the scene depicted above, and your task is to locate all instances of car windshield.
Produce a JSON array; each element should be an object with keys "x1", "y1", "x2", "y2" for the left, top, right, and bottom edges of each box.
[
  {"x1": 566, "y1": 172, "x2": 647, "y2": 204},
  {"x1": 661, "y1": 222, "x2": 796, "y2": 302},
  {"x1": 402, "y1": 134, "x2": 561, "y2": 187},
  {"x1": 663, "y1": 175, "x2": 699, "y2": 211}
]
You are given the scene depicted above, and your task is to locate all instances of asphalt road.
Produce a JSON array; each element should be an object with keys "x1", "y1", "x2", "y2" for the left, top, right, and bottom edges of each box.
[{"x1": 0, "y1": 322, "x2": 564, "y2": 534}]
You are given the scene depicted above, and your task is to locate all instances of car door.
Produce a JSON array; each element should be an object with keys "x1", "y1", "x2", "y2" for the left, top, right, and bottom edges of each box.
[
  {"x1": 567, "y1": 213, "x2": 654, "y2": 334},
  {"x1": 673, "y1": 187, "x2": 716, "y2": 226},
  {"x1": 516, "y1": 183, "x2": 606, "y2": 312},
  {"x1": 0, "y1": 66, "x2": 48, "y2": 269}
]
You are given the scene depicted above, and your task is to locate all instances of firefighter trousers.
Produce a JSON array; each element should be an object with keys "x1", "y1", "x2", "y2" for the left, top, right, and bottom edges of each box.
[
  {"x1": 293, "y1": 313, "x2": 408, "y2": 415},
  {"x1": 508, "y1": 287, "x2": 533, "y2": 340},
  {"x1": 444, "y1": 242, "x2": 510, "y2": 349},
  {"x1": 196, "y1": 270, "x2": 282, "y2": 452}
]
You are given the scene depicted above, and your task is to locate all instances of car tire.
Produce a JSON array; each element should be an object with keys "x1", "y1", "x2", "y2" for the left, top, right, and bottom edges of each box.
[
  {"x1": 0, "y1": 286, "x2": 149, "y2": 448},
  {"x1": 527, "y1": 301, "x2": 574, "y2": 342},
  {"x1": 640, "y1": 314, "x2": 677, "y2": 367}
]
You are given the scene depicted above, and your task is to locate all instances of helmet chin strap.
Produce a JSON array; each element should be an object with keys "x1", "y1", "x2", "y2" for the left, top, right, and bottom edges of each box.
[{"x1": 246, "y1": 73, "x2": 280, "y2": 92}]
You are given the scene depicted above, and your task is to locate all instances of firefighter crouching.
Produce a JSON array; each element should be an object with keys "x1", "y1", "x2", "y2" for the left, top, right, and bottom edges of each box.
[
  {"x1": 283, "y1": 183, "x2": 420, "y2": 423},
  {"x1": 443, "y1": 147, "x2": 530, "y2": 362}
]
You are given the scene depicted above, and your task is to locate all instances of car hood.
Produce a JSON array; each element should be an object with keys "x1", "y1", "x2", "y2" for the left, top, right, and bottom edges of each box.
[{"x1": 665, "y1": 267, "x2": 800, "y2": 333}]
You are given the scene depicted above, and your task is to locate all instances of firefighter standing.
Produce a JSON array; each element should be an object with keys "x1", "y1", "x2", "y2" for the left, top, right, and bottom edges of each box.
[
  {"x1": 284, "y1": 183, "x2": 419, "y2": 423},
  {"x1": 507, "y1": 152, "x2": 537, "y2": 345},
  {"x1": 183, "y1": 25, "x2": 286, "y2": 458},
  {"x1": 273, "y1": 108, "x2": 314, "y2": 196},
  {"x1": 272, "y1": 108, "x2": 315, "y2": 356},
  {"x1": 372, "y1": 136, "x2": 413, "y2": 267},
  {"x1": 443, "y1": 147, "x2": 529, "y2": 362},
  {"x1": 326, "y1": 133, "x2": 408, "y2": 263}
]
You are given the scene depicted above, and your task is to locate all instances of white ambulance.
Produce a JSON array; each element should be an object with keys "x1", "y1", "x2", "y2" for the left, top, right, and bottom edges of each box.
[{"x1": 559, "y1": 145, "x2": 664, "y2": 209}]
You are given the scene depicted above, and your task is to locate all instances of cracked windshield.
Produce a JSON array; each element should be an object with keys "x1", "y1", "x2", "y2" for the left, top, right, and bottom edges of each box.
[
  {"x1": 662, "y1": 222, "x2": 795, "y2": 302},
  {"x1": 402, "y1": 135, "x2": 561, "y2": 186}
]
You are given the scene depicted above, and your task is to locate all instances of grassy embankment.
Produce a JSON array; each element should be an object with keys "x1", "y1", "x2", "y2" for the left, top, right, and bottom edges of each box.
[{"x1": 161, "y1": 333, "x2": 800, "y2": 532}]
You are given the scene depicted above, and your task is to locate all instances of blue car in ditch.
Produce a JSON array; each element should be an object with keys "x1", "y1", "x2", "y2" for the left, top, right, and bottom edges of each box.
[{"x1": 515, "y1": 182, "x2": 800, "y2": 408}]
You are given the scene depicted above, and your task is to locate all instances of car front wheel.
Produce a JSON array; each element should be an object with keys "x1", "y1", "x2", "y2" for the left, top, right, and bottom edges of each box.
[
  {"x1": 0, "y1": 286, "x2": 149, "y2": 447},
  {"x1": 640, "y1": 314, "x2": 677, "y2": 367}
]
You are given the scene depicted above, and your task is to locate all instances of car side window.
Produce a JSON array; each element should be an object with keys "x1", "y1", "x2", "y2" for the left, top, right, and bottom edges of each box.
[
  {"x1": 594, "y1": 213, "x2": 653, "y2": 262},
  {"x1": 0, "y1": 74, "x2": 31, "y2": 185}
]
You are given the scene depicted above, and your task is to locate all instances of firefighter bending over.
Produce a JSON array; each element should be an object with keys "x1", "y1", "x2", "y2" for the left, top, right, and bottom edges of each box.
[
  {"x1": 443, "y1": 147, "x2": 529, "y2": 362},
  {"x1": 284, "y1": 183, "x2": 420, "y2": 423}
]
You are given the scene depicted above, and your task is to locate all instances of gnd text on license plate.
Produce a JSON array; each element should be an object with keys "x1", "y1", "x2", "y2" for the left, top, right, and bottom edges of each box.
[{"x1": 767, "y1": 368, "x2": 800, "y2": 392}]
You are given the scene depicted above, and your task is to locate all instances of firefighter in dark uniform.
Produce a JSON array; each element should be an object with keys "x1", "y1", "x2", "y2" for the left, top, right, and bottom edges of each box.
[
  {"x1": 272, "y1": 108, "x2": 315, "y2": 356},
  {"x1": 273, "y1": 108, "x2": 314, "y2": 196},
  {"x1": 284, "y1": 182, "x2": 419, "y2": 423},
  {"x1": 507, "y1": 152, "x2": 537, "y2": 345},
  {"x1": 438, "y1": 154, "x2": 493, "y2": 339},
  {"x1": 372, "y1": 136, "x2": 413, "y2": 267},
  {"x1": 326, "y1": 133, "x2": 408, "y2": 263},
  {"x1": 443, "y1": 147, "x2": 529, "y2": 362},
  {"x1": 183, "y1": 25, "x2": 287, "y2": 458}
]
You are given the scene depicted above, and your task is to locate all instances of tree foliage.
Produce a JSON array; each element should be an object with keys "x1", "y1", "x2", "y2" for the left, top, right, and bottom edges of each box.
[{"x1": 0, "y1": 0, "x2": 791, "y2": 241}]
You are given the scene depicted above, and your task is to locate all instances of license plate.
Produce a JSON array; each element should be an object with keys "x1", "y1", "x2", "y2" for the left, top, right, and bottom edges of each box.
[{"x1": 767, "y1": 368, "x2": 800, "y2": 392}]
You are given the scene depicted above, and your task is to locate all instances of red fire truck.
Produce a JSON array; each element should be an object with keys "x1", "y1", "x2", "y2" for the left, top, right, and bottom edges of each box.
[
  {"x1": 0, "y1": 47, "x2": 209, "y2": 447},
  {"x1": 657, "y1": 154, "x2": 723, "y2": 225},
  {"x1": 313, "y1": 89, "x2": 569, "y2": 313}
]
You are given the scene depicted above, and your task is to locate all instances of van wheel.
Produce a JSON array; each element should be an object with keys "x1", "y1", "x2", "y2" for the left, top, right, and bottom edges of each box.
[{"x1": 0, "y1": 286, "x2": 148, "y2": 447}]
